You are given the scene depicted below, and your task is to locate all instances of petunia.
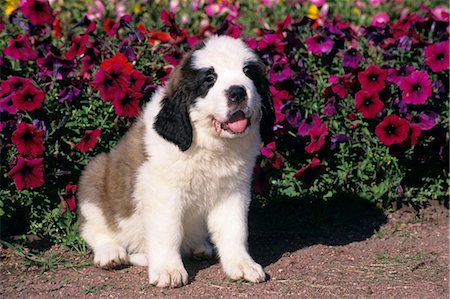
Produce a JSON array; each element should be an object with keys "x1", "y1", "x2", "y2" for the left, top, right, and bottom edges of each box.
[
  {"x1": 424, "y1": 41, "x2": 450, "y2": 73},
  {"x1": 358, "y1": 64, "x2": 387, "y2": 92},
  {"x1": 387, "y1": 65, "x2": 416, "y2": 85},
  {"x1": 90, "y1": 65, "x2": 130, "y2": 102},
  {"x1": 398, "y1": 71, "x2": 432, "y2": 105},
  {"x1": 12, "y1": 84, "x2": 45, "y2": 111},
  {"x1": 375, "y1": 114, "x2": 410, "y2": 146},
  {"x1": 298, "y1": 113, "x2": 322, "y2": 137},
  {"x1": 370, "y1": 12, "x2": 389, "y2": 27},
  {"x1": 3, "y1": 34, "x2": 37, "y2": 61},
  {"x1": 112, "y1": 90, "x2": 142, "y2": 118},
  {"x1": 60, "y1": 182, "x2": 77, "y2": 215},
  {"x1": 342, "y1": 48, "x2": 362, "y2": 69},
  {"x1": 8, "y1": 157, "x2": 44, "y2": 190},
  {"x1": 21, "y1": 0, "x2": 54, "y2": 26},
  {"x1": 294, "y1": 157, "x2": 326, "y2": 188},
  {"x1": 12, "y1": 122, "x2": 45, "y2": 157},
  {"x1": 1, "y1": 76, "x2": 33, "y2": 94},
  {"x1": 37, "y1": 52, "x2": 77, "y2": 80},
  {"x1": 330, "y1": 134, "x2": 351, "y2": 150},
  {"x1": 285, "y1": 108, "x2": 302, "y2": 128},
  {"x1": 305, "y1": 123, "x2": 328, "y2": 153},
  {"x1": 65, "y1": 34, "x2": 89, "y2": 60},
  {"x1": 58, "y1": 86, "x2": 81, "y2": 103},
  {"x1": 269, "y1": 56, "x2": 293, "y2": 84},
  {"x1": 100, "y1": 52, "x2": 134, "y2": 73},
  {"x1": 305, "y1": 34, "x2": 334, "y2": 55},
  {"x1": 76, "y1": 128, "x2": 101, "y2": 153},
  {"x1": 129, "y1": 70, "x2": 147, "y2": 91},
  {"x1": 410, "y1": 111, "x2": 439, "y2": 131},
  {"x1": 328, "y1": 74, "x2": 352, "y2": 99},
  {"x1": 260, "y1": 141, "x2": 285, "y2": 170},
  {"x1": 355, "y1": 90, "x2": 384, "y2": 119}
]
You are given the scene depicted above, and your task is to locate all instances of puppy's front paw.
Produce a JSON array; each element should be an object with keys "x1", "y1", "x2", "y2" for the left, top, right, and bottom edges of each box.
[
  {"x1": 94, "y1": 242, "x2": 128, "y2": 269},
  {"x1": 223, "y1": 256, "x2": 266, "y2": 283},
  {"x1": 149, "y1": 266, "x2": 189, "y2": 288}
]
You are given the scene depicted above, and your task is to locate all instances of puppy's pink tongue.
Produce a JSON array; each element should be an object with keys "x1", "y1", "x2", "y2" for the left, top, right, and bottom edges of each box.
[{"x1": 226, "y1": 111, "x2": 248, "y2": 134}]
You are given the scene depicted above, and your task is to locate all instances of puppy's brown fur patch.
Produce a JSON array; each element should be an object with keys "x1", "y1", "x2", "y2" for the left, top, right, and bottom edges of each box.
[{"x1": 77, "y1": 121, "x2": 147, "y2": 230}]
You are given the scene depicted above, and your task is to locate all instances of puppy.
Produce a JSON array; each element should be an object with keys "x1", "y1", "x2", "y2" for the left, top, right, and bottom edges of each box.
[{"x1": 77, "y1": 35, "x2": 274, "y2": 288}]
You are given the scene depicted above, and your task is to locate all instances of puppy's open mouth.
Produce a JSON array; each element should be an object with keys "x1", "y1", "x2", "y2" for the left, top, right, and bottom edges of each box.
[{"x1": 213, "y1": 110, "x2": 251, "y2": 135}]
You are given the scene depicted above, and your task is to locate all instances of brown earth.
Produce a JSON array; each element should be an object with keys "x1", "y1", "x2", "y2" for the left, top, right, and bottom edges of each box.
[{"x1": 1, "y1": 198, "x2": 448, "y2": 298}]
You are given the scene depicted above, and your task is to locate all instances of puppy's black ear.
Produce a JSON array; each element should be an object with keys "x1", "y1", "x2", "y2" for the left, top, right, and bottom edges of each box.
[
  {"x1": 154, "y1": 65, "x2": 193, "y2": 151},
  {"x1": 245, "y1": 59, "x2": 275, "y2": 144}
]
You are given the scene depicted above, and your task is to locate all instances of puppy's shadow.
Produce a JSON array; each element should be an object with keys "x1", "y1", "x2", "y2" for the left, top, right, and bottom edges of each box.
[{"x1": 247, "y1": 196, "x2": 388, "y2": 267}]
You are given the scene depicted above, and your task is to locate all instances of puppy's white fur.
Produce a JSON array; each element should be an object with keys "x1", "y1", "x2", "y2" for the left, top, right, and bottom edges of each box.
[{"x1": 78, "y1": 36, "x2": 269, "y2": 288}]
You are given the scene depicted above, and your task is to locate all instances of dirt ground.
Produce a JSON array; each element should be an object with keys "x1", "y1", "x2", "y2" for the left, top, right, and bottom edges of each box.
[{"x1": 1, "y1": 198, "x2": 448, "y2": 298}]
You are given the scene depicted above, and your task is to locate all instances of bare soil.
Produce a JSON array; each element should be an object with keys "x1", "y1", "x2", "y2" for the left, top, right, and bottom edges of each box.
[{"x1": 1, "y1": 198, "x2": 448, "y2": 298}]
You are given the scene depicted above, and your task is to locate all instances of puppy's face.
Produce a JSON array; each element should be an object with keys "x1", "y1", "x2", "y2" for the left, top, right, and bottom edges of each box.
[{"x1": 154, "y1": 36, "x2": 274, "y2": 151}]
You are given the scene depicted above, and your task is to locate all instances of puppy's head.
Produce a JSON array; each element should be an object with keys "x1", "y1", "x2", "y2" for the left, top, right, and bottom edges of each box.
[{"x1": 154, "y1": 35, "x2": 274, "y2": 151}]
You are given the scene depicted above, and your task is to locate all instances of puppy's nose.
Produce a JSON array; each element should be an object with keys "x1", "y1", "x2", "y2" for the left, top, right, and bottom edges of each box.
[{"x1": 226, "y1": 85, "x2": 247, "y2": 104}]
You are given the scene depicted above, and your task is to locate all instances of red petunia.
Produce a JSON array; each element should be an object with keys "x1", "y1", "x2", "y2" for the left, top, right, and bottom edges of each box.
[
  {"x1": 8, "y1": 157, "x2": 44, "y2": 190},
  {"x1": 424, "y1": 41, "x2": 449, "y2": 73},
  {"x1": 1, "y1": 76, "x2": 33, "y2": 94},
  {"x1": 21, "y1": 0, "x2": 54, "y2": 26},
  {"x1": 65, "y1": 34, "x2": 89, "y2": 60},
  {"x1": 375, "y1": 115, "x2": 410, "y2": 146},
  {"x1": 328, "y1": 74, "x2": 352, "y2": 99},
  {"x1": 112, "y1": 90, "x2": 142, "y2": 118},
  {"x1": 76, "y1": 128, "x2": 101, "y2": 153},
  {"x1": 91, "y1": 65, "x2": 130, "y2": 102},
  {"x1": 294, "y1": 158, "x2": 326, "y2": 188},
  {"x1": 358, "y1": 65, "x2": 387, "y2": 92},
  {"x1": 12, "y1": 122, "x2": 45, "y2": 157},
  {"x1": 129, "y1": 70, "x2": 147, "y2": 91},
  {"x1": 60, "y1": 182, "x2": 77, "y2": 215},
  {"x1": 3, "y1": 34, "x2": 37, "y2": 61},
  {"x1": 355, "y1": 90, "x2": 384, "y2": 119},
  {"x1": 398, "y1": 71, "x2": 432, "y2": 105},
  {"x1": 12, "y1": 84, "x2": 45, "y2": 111},
  {"x1": 100, "y1": 53, "x2": 134, "y2": 73},
  {"x1": 305, "y1": 123, "x2": 328, "y2": 153}
]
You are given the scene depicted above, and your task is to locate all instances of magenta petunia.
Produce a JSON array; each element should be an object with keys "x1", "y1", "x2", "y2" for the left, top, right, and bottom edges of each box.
[
  {"x1": 260, "y1": 141, "x2": 285, "y2": 170},
  {"x1": 12, "y1": 84, "x2": 45, "y2": 112},
  {"x1": 410, "y1": 111, "x2": 440, "y2": 131},
  {"x1": 305, "y1": 123, "x2": 328, "y2": 153},
  {"x1": 298, "y1": 113, "x2": 322, "y2": 137},
  {"x1": 8, "y1": 157, "x2": 44, "y2": 190},
  {"x1": 375, "y1": 114, "x2": 410, "y2": 146},
  {"x1": 358, "y1": 65, "x2": 387, "y2": 92},
  {"x1": 269, "y1": 56, "x2": 293, "y2": 84},
  {"x1": 399, "y1": 71, "x2": 432, "y2": 105},
  {"x1": 355, "y1": 90, "x2": 384, "y2": 119},
  {"x1": 21, "y1": 0, "x2": 54, "y2": 26},
  {"x1": 3, "y1": 35, "x2": 37, "y2": 61},
  {"x1": 305, "y1": 34, "x2": 334, "y2": 55},
  {"x1": 12, "y1": 122, "x2": 45, "y2": 157},
  {"x1": 294, "y1": 157, "x2": 326, "y2": 188},
  {"x1": 424, "y1": 41, "x2": 450, "y2": 73},
  {"x1": 387, "y1": 65, "x2": 416, "y2": 85}
]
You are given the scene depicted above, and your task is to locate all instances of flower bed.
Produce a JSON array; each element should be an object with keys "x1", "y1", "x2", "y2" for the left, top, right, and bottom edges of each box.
[{"x1": 0, "y1": 0, "x2": 448, "y2": 242}]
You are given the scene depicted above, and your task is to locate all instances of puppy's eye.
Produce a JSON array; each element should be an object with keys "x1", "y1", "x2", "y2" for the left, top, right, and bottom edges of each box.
[{"x1": 204, "y1": 74, "x2": 216, "y2": 84}]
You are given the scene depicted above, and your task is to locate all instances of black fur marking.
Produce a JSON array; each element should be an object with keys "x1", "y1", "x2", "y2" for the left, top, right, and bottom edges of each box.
[
  {"x1": 244, "y1": 60, "x2": 275, "y2": 144},
  {"x1": 154, "y1": 51, "x2": 216, "y2": 152}
]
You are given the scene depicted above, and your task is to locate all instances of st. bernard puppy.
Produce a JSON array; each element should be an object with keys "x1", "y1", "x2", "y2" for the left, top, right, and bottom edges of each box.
[{"x1": 77, "y1": 35, "x2": 274, "y2": 288}]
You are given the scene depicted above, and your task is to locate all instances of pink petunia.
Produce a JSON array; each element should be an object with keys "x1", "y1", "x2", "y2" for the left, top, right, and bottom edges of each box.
[
  {"x1": 399, "y1": 71, "x2": 432, "y2": 105},
  {"x1": 424, "y1": 41, "x2": 450, "y2": 73}
]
